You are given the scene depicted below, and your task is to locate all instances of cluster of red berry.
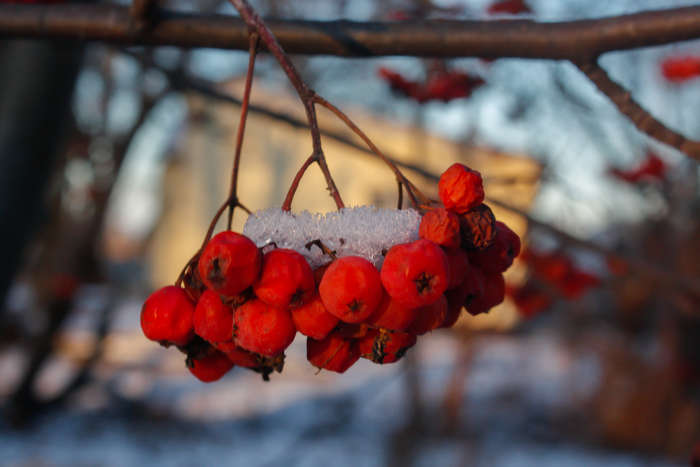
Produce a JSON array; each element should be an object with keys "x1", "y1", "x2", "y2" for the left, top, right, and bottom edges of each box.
[
  {"x1": 508, "y1": 248, "x2": 601, "y2": 318},
  {"x1": 486, "y1": 0, "x2": 531, "y2": 15},
  {"x1": 608, "y1": 152, "x2": 666, "y2": 184},
  {"x1": 378, "y1": 67, "x2": 485, "y2": 103},
  {"x1": 140, "y1": 163, "x2": 520, "y2": 382},
  {"x1": 660, "y1": 55, "x2": 700, "y2": 83}
]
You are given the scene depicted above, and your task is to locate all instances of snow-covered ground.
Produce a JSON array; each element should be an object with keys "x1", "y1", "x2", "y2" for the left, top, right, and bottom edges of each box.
[{"x1": 0, "y1": 324, "x2": 683, "y2": 466}]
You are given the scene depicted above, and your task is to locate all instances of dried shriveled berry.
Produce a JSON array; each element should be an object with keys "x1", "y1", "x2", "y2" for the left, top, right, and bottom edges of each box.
[
  {"x1": 187, "y1": 349, "x2": 234, "y2": 383},
  {"x1": 459, "y1": 204, "x2": 496, "y2": 250},
  {"x1": 234, "y1": 299, "x2": 296, "y2": 357},
  {"x1": 468, "y1": 221, "x2": 520, "y2": 273},
  {"x1": 319, "y1": 256, "x2": 383, "y2": 323},
  {"x1": 141, "y1": 286, "x2": 195, "y2": 346},
  {"x1": 214, "y1": 341, "x2": 259, "y2": 368},
  {"x1": 291, "y1": 294, "x2": 339, "y2": 340},
  {"x1": 380, "y1": 239, "x2": 449, "y2": 309},
  {"x1": 307, "y1": 332, "x2": 360, "y2": 373},
  {"x1": 445, "y1": 248, "x2": 470, "y2": 289},
  {"x1": 198, "y1": 231, "x2": 261, "y2": 297},
  {"x1": 407, "y1": 294, "x2": 448, "y2": 335},
  {"x1": 468, "y1": 272, "x2": 505, "y2": 315},
  {"x1": 358, "y1": 329, "x2": 417, "y2": 364},
  {"x1": 419, "y1": 208, "x2": 460, "y2": 249},
  {"x1": 254, "y1": 248, "x2": 315, "y2": 309},
  {"x1": 193, "y1": 290, "x2": 233, "y2": 343},
  {"x1": 366, "y1": 293, "x2": 417, "y2": 331},
  {"x1": 335, "y1": 322, "x2": 370, "y2": 339},
  {"x1": 438, "y1": 163, "x2": 485, "y2": 213}
]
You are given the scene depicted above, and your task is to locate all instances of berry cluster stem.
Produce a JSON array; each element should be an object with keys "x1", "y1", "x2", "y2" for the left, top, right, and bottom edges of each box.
[
  {"x1": 229, "y1": 0, "x2": 344, "y2": 212},
  {"x1": 226, "y1": 32, "x2": 259, "y2": 229},
  {"x1": 312, "y1": 95, "x2": 430, "y2": 209}
]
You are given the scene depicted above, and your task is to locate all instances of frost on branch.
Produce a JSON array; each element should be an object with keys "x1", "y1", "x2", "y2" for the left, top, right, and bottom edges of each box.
[{"x1": 243, "y1": 206, "x2": 422, "y2": 269}]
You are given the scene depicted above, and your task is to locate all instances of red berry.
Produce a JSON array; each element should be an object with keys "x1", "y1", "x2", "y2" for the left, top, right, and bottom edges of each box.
[
  {"x1": 214, "y1": 341, "x2": 260, "y2": 368},
  {"x1": 319, "y1": 256, "x2": 383, "y2": 323},
  {"x1": 358, "y1": 329, "x2": 417, "y2": 364},
  {"x1": 445, "y1": 248, "x2": 470, "y2": 289},
  {"x1": 381, "y1": 239, "x2": 449, "y2": 309},
  {"x1": 661, "y1": 55, "x2": 700, "y2": 83},
  {"x1": 487, "y1": 0, "x2": 531, "y2": 15},
  {"x1": 442, "y1": 285, "x2": 468, "y2": 328},
  {"x1": 182, "y1": 265, "x2": 206, "y2": 303},
  {"x1": 438, "y1": 163, "x2": 484, "y2": 214},
  {"x1": 468, "y1": 221, "x2": 520, "y2": 273},
  {"x1": 407, "y1": 294, "x2": 448, "y2": 335},
  {"x1": 234, "y1": 299, "x2": 296, "y2": 357},
  {"x1": 198, "y1": 231, "x2": 261, "y2": 297},
  {"x1": 141, "y1": 286, "x2": 195, "y2": 346},
  {"x1": 307, "y1": 332, "x2": 360, "y2": 373},
  {"x1": 254, "y1": 248, "x2": 314, "y2": 309},
  {"x1": 468, "y1": 272, "x2": 505, "y2": 315},
  {"x1": 419, "y1": 208, "x2": 461, "y2": 249},
  {"x1": 366, "y1": 293, "x2": 417, "y2": 331},
  {"x1": 507, "y1": 283, "x2": 551, "y2": 318},
  {"x1": 187, "y1": 349, "x2": 234, "y2": 383},
  {"x1": 193, "y1": 290, "x2": 233, "y2": 343},
  {"x1": 462, "y1": 267, "x2": 486, "y2": 315},
  {"x1": 291, "y1": 294, "x2": 339, "y2": 340}
]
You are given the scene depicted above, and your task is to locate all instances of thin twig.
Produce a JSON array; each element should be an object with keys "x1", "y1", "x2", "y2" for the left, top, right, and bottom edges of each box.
[
  {"x1": 313, "y1": 94, "x2": 430, "y2": 209},
  {"x1": 226, "y1": 32, "x2": 258, "y2": 229},
  {"x1": 397, "y1": 181, "x2": 404, "y2": 209},
  {"x1": 229, "y1": 0, "x2": 344, "y2": 211},
  {"x1": 281, "y1": 154, "x2": 317, "y2": 211},
  {"x1": 175, "y1": 196, "x2": 230, "y2": 287},
  {"x1": 577, "y1": 60, "x2": 700, "y2": 161}
]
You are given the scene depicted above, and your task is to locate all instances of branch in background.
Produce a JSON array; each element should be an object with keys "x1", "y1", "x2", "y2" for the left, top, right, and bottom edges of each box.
[
  {"x1": 577, "y1": 61, "x2": 700, "y2": 161},
  {"x1": 3, "y1": 4, "x2": 700, "y2": 59},
  {"x1": 129, "y1": 50, "x2": 700, "y2": 297},
  {"x1": 486, "y1": 198, "x2": 700, "y2": 298},
  {"x1": 128, "y1": 0, "x2": 156, "y2": 33}
]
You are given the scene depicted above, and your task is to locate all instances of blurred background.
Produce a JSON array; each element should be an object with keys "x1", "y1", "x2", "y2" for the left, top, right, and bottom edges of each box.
[{"x1": 0, "y1": 0, "x2": 699, "y2": 465}]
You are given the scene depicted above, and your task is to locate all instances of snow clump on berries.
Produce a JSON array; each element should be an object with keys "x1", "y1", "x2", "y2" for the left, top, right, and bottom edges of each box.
[{"x1": 243, "y1": 206, "x2": 422, "y2": 268}]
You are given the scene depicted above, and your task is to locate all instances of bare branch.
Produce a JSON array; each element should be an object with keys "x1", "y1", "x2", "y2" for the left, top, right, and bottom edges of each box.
[
  {"x1": 128, "y1": 0, "x2": 155, "y2": 33},
  {"x1": 3, "y1": 4, "x2": 700, "y2": 58},
  {"x1": 577, "y1": 61, "x2": 700, "y2": 161}
]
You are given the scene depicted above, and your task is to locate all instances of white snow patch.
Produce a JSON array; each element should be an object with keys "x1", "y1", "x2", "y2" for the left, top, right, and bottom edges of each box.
[{"x1": 243, "y1": 206, "x2": 422, "y2": 269}]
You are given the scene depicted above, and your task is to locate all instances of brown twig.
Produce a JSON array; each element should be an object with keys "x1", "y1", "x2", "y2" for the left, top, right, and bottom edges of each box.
[
  {"x1": 313, "y1": 94, "x2": 430, "y2": 209},
  {"x1": 281, "y1": 154, "x2": 317, "y2": 211},
  {"x1": 226, "y1": 32, "x2": 258, "y2": 229},
  {"x1": 577, "y1": 60, "x2": 700, "y2": 161},
  {"x1": 128, "y1": 0, "x2": 155, "y2": 33},
  {"x1": 138, "y1": 55, "x2": 538, "y2": 190},
  {"x1": 4, "y1": 5, "x2": 700, "y2": 59},
  {"x1": 229, "y1": 0, "x2": 344, "y2": 212},
  {"x1": 175, "y1": 196, "x2": 230, "y2": 287}
]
